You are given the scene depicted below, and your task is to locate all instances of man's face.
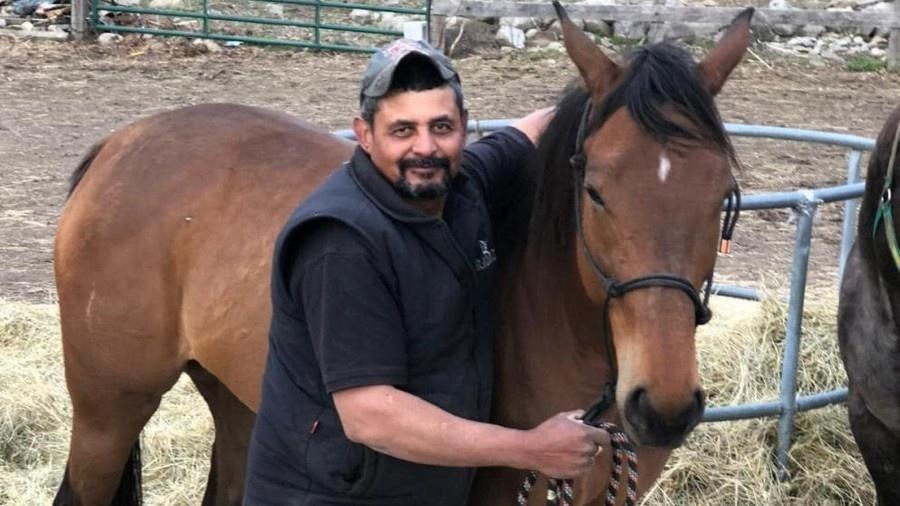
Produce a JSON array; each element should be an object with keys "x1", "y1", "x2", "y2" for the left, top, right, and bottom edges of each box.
[{"x1": 354, "y1": 86, "x2": 466, "y2": 200}]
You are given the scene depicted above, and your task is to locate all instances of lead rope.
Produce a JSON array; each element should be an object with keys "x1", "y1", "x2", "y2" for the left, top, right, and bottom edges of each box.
[{"x1": 515, "y1": 420, "x2": 638, "y2": 506}]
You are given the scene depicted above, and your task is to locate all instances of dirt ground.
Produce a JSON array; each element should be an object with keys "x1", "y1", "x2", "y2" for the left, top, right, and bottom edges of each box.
[{"x1": 1, "y1": 36, "x2": 899, "y2": 303}]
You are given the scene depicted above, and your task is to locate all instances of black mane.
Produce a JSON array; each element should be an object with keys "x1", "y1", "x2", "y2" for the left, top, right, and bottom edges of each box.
[
  {"x1": 858, "y1": 105, "x2": 900, "y2": 257},
  {"x1": 495, "y1": 42, "x2": 737, "y2": 260}
]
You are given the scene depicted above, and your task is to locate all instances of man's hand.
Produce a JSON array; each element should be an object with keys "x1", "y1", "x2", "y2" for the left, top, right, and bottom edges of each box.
[
  {"x1": 511, "y1": 106, "x2": 556, "y2": 145},
  {"x1": 522, "y1": 410, "x2": 611, "y2": 479}
]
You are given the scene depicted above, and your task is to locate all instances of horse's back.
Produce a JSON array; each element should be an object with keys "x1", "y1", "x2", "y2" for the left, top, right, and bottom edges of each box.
[{"x1": 55, "y1": 103, "x2": 355, "y2": 408}]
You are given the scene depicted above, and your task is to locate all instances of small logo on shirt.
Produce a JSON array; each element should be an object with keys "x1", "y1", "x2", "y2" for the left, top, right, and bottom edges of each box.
[{"x1": 475, "y1": 240, "x2": 497, "y2": 271}]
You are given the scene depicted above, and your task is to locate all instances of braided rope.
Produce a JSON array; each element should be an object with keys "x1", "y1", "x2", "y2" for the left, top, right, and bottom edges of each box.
[{"x1": 516, "y1": 422, "x2": 638, "y2": 506}]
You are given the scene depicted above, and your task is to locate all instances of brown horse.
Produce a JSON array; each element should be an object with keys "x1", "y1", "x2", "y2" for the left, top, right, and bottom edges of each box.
[
  {"x1": 53, "y1": 3, "x2": 753, "y2": 504},
  {"x1": 838, "y1": 104, "x2": 900, "y2": 505}
]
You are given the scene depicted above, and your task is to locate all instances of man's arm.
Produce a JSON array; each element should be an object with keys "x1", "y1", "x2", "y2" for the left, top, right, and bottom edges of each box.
[{"x1": 334, "y1": 384, "x2": 609, "y2": 479}]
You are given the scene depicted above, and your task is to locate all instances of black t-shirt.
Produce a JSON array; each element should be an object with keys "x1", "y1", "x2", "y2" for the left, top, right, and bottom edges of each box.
[
  {"x1": 288, "y1": 221, "x2": 408, "y2": 393},
  {"x1": 245, "y1": 127, "x2": 534, "y2": 506}
]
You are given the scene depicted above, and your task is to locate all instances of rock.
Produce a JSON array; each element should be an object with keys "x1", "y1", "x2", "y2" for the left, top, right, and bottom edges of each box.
[
  {"x1": 567, "y1": 18, "x2": 587, "y2": 30},
  {"x1": 376, "y1": 12, "x2": 410, "y2": 32},
  {"x1": 264, "y1": 3, "x2": 283, "y2": 18},
  {"x1": 820, "y1": 47, "x2": 844, "y2": 61},
  {"x1": 807, "y1": 55, "x2": 828, "y2": 67},
  {"x1": 496, "y1": 24, "x2": 526, "y2": 49},
  {"x1": 648, "y1": 22, "x2": 720, "y2": 43},
  {"x1": 498, "y1": 16, "x2": 540, "y2": 31},
  {"x1": 192, "y1": 38, "x2": 222, "y2": 52},
  {"x1": 97, "y1": 32, "x2": 123, "y2": 45},
  {"x1": 752, "y1": 24, "x2": 778, "y2": 42},
  {"x1": 788, "y1": 36, "x2": 817, "y2": 48},
  {"x1": 800, "y1": 25, "x2": 826, "y2": 37},
  {"x1": 862, "y1": 1, "x2": 893, "y2": 13},
  {"x1": 527, "y1": 25, "x2": 562, "y2": 43},
  {"x1": 870, "y1": 35, "x2": 887, "y2": 47},
  {"x1": 20, "y1": 20, "x2": 33, "y2": 31},
  {"x1": 545, "y1": 41, "x2": 564, "y2": 52},
  {"x1": 614, "y1": 20, "x2": 649, "y2": 40},
  {"x1": 768, "y1": 0, "x2": 792, "y2": 8},
  {"x1": 870, "y1": 47, "x2": 886, "y2": 57},
  {"x1": 116, "y1": 0, "x2": 140, "y2": 6},
  {"x1": 525, "y1": 28, "x2": 538, "y2": 39},
  {"x1": 772, "y1": 24, "x2": 802, "y2": 37},
  {"x1": 764, "y1": 42, "x2": 798, "y2": 56},
  {"x1": 148, "y1": 0, "x2": 183, "y2": 9},
  {"x1": 584, "y1": 19, "x2": 613, "y2": 37},
  {"x1": 349, "y1": 8, "x2": 377, "y2": 24},
  {"x1": 443, "y1": 19, "x2": 501, "y2": 58},
  {"x1": 0, "y1": 19, "x2": 6, "y2": 28}
]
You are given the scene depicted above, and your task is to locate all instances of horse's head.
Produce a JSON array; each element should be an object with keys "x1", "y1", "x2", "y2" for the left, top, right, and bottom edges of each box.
[{"x1": 553, "y1": 2, "x2": 752, "y2": 447}]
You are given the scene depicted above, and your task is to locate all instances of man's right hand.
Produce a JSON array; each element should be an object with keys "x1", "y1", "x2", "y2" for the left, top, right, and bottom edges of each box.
[{"x1": 522, "y1": 410, "x2": 611, "y2": 479}]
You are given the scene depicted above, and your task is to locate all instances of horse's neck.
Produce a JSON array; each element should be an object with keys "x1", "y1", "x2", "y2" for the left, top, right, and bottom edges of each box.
[{"x1": 492, "y1": 244, "x2": 614, "y2": 427}]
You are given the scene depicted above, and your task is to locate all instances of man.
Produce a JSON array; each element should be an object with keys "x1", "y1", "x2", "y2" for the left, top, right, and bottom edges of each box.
[{"x1": 244, "y1": 39, "x2": 608, "y2": 505}]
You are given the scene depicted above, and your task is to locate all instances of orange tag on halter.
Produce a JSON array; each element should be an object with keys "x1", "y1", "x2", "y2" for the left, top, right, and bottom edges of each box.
[{"x1": 719, "y1": 239, "x2": 732, "y2": 255}]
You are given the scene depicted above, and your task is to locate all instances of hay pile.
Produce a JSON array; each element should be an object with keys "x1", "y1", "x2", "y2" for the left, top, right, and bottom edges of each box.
[
  {"x1": 0, "y1": 295, "x2": 874, "y2": 504},
  {"x1": 0, "y1": 299, "x2": 212, "y2": 505},
  {"x1": 643, "y1": 294, "x2": 872, "y2": 506}
]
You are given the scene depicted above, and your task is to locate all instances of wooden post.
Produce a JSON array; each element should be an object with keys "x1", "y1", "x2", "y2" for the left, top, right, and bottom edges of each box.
[
  {"x1": 889, "y1": 0, "x2": 900, "y2": 71},
  {"x1": 70, "y1": 0, "x2": 88, "y2": 39}
]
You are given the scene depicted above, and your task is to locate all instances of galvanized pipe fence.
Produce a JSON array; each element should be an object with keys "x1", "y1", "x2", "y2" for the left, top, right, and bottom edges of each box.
[
  {"x1": 79, "y1": 0, "x2": 430, "y2": 51},
  {"x1": 337, "y1": 120, "x2": 875, "y2": 479}
]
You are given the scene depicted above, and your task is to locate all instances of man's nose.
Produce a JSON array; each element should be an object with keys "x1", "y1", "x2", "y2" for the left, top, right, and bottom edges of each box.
[{"x1": 411, "y1": 130, "x2": 437, "y2": 156}]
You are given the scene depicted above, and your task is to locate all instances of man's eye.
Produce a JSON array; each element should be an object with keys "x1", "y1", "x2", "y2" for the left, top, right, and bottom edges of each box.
[
  {"x1": 432, "y1": 123, "x2": 453, "y2": 134},
  {"x1": 392, "y1": 127, "x2": 412, "y2": 137}
]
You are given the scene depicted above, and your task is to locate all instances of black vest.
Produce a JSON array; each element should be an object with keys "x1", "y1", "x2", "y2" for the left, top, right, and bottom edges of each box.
[{"x1": 249, "y1": 147, "x2": 498, "y2": 505}]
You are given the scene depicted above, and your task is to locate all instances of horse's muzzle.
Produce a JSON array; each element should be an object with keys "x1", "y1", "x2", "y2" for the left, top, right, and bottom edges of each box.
[{"x1": 623, "y1": 387, "x2": 705, "y2": 448}]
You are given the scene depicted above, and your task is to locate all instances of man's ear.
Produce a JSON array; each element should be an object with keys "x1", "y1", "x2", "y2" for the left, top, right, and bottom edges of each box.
[{"x1": 352, "y1": 116, "x2": 373, "y2": 153}]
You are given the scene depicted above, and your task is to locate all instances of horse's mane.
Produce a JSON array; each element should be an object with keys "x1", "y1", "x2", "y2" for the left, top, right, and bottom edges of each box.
[
  {"x1": 495, "y1": 42, "x2": 737, "y2": 261},
  {"x1": 858, "y1": 106, "x2": 900, "y2": 242}
]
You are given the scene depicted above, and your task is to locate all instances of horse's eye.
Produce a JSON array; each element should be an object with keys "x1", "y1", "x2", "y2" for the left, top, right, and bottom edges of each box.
[{"x1": 585, "y1": 186, "x2": 604, "y2": 207}]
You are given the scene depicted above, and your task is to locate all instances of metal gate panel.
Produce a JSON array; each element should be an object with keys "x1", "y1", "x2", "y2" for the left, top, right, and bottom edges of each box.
[{"x1": 82, "y1": 0, "x2": 430, "y2": 52}]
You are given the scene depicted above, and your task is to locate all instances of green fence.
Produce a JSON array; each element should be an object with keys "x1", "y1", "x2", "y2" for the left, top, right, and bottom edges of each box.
[{"x1": 87, "y1": 0, "x2": 431, "y2": 52}]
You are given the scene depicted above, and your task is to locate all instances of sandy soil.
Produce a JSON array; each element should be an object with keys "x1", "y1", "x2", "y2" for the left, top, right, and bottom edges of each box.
[{"x1": 1, "y1": 36, "x2": 898, "y2": 303}]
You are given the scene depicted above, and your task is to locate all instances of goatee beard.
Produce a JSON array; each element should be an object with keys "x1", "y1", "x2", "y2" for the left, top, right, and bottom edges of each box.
[{"x1": 395, "y1": 156, "x2": 452, "y2": 200}]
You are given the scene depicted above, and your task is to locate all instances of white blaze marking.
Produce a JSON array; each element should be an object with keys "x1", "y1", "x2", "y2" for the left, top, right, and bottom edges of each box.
[{"x1": 658, "y1": 152, "x2": 671, "y2": 183}]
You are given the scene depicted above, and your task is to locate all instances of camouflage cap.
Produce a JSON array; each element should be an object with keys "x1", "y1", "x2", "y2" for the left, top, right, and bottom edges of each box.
[{"x1": 359, "y1": 39, "x2": 460, "y2": 103}]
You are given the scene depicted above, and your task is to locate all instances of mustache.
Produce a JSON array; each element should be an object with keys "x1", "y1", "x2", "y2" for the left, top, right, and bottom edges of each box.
[{"x1": 398, "y1": 157, "x2": 451, "y2": 172}]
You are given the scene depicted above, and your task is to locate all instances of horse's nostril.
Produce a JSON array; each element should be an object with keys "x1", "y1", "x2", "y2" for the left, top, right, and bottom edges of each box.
[{"x1": 626, "y1": 387, "x2": 648, "y2": 415}]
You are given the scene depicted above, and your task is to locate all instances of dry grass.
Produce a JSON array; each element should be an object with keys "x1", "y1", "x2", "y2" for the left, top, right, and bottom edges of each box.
[
  {"x1": 0, "y1": 299, "x2": 212, "y2": 505},
  {"x1": 643, "y1": 294, "x2": 872, "y2": 506},
  {"x1": 0, "y1": 294, "x2": 873, "y2": 504}
]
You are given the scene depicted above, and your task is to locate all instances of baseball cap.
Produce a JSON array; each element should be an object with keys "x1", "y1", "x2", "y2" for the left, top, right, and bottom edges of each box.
[{"x1": 359, "y1": 39, "x2": 460, "y2": 103}]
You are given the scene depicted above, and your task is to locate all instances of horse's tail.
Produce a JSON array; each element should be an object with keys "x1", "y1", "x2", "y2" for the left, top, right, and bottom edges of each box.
[
  {"x1": 68, "y1": 138, "x2": 108, "y2": 199},
  {"x1": 53, "y1": 441, "x2": 143, "y2": 506}
]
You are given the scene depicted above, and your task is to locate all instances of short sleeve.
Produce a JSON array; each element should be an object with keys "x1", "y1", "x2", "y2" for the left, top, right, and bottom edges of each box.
[
  {"x1": 286, "y1": 221, "x2": 408, "y2": 393},
  {"x1": 461, "y1": 126, "x2": 535, "y2": 214}
]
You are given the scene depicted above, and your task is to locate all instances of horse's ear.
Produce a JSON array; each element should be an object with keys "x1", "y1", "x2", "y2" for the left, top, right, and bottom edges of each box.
[
  {"x1": 698, "y1": 7, "x2": 754, "y2": 96},
  {"x1": 553, "y1": 0, "x2": 619, "y2": 103}
]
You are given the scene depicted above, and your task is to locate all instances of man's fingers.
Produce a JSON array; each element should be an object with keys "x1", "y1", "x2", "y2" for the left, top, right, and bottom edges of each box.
[{"x1": 565, "y1": 410, "x2": 586, "y2": 423}]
